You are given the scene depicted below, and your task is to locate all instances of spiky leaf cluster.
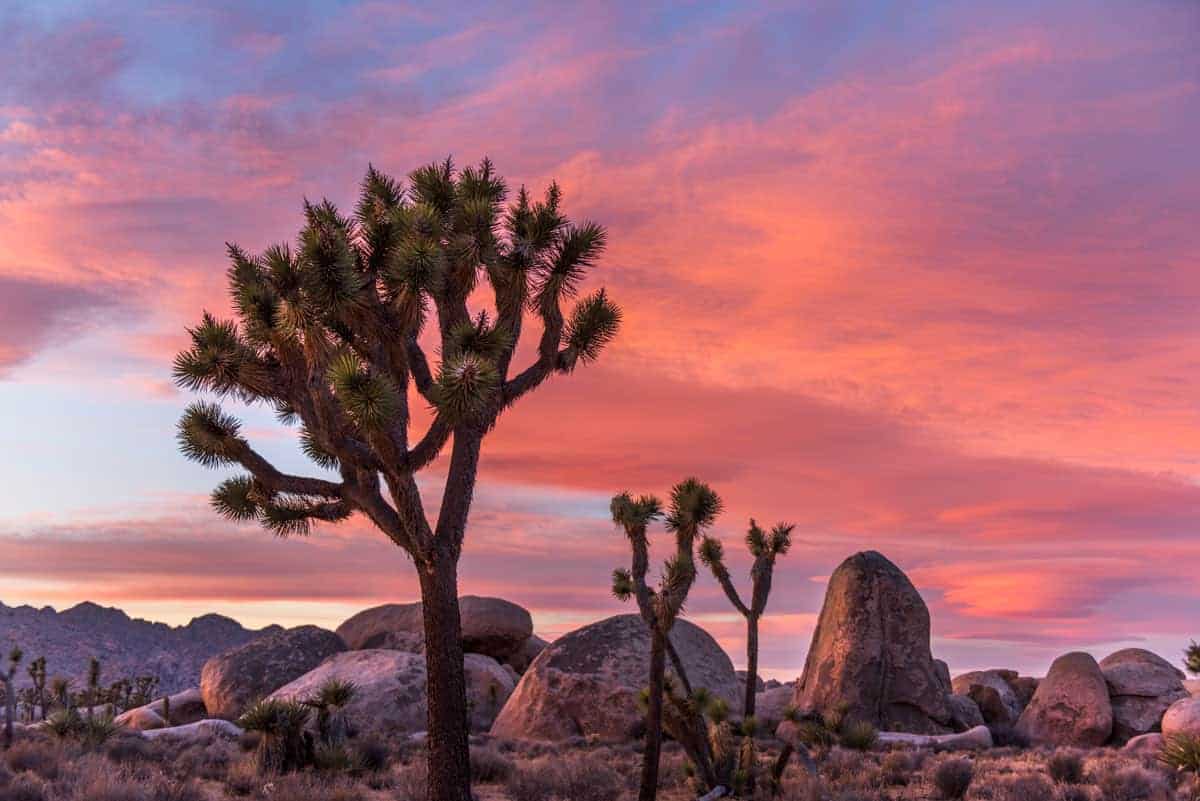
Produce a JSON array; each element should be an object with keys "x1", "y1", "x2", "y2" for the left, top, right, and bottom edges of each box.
[
  {"x1": 177, "y1": 401, "x2": 243, "y2": 467},
  {"x1": 1186, "y1": 641, "x2": 1200, "y2": 676},
  {"x1": 666, "y1": 478, "x2": 724, "y2": 535},
  {"x1": 610, "y1": 492, "x2": 663, "y2": 533}
]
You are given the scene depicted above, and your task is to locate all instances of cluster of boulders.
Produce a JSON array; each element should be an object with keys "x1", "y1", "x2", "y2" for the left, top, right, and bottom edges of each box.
[{"x1": 85, "y1": 551, "x2": 1199, "y2": 755}]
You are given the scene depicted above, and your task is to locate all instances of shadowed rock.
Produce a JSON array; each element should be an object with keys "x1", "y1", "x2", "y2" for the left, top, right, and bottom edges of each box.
[
  {"x1": 951, "y1": 670, "x2": 1024, "y2": 728},
  {"x1": 1100, "y1": 648, "x2": 1188, "y2": 744},
  {"x1": 792, "y1": 551, "x2": 951, "y2": 733}
]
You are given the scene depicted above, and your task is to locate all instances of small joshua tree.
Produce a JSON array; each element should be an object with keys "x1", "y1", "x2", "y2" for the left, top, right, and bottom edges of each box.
[
  {"x1": 1186, "y1": 641, "x2": 1200, "y2": 676},
  {"x1": 49, "y1": 676, "x2": 72, "y2": 710},
  {"x1": 304, "y1": 678, "x2": 357, "y2": 746},
  {"x1": 239, "y1": 698, "x2": 314, "y2": 774},
  {"x1": 1, "y1": 647, "x2": 22, "y2": 749},
  {"x1": 698, "y1": 519, "x2": 794, "y2": 718},
  {"x1": 25, "y1": 657, "x2": 47, "y2": 722},
  {"x1": 85, "y1": 657, "x2": 101, "y2": 720},
  {"x1": 612, "y1": 479, "x2": 722, "y2": 801},
  {"x1": 173, "y1": 159, "x2": 621, "y2": 801}
]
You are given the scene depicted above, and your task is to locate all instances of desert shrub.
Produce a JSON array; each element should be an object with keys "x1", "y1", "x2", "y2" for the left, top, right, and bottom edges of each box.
[
  {"x1": 0, "y1": 759, "x2": 10, "y2": 786},
  {"x1": 1056, "y1": 785, "x2": 1094, "y2": 801},
  {"x1": 351, "y1": 736, "x2": 390, "y2": 773},
  {"x1": 79, "y1": 715, "x2": 122, "y2": 748},
  {"x1": 68, "y1": 771, "x2": 150, "y2": 801},
  {"x1": 470, "y1": 743, "x2": 515, "y2": 783},
  {"x1": 0, "y1": 773, "x2": 47, "y2": 801},
  {"x1": 313, "y1": 744, "x2": 361, "y2": 774},
  {"x1": 1092, "y1": 763, "x2": 1171, "y2": 801},
  {"x1": 990, "y1": 723, "x2": 1030, "y2": 748},
  {"x1": 104, "y1": 736, "x2": 157, "y2": 765},
  {"x1": 224, "y1": 759, "x2": 259, "y2": 797},
  {"x1": 1161, "y1": 734, "x2": 1200, "y2": 774},
  {"x1": 771, "y1": 773, "x2": 824, "y2": 801},
  {"x1": 173, "y1": 739, "x2": 234, "y2": 780},
  {"x1": 993, "y1": 774, "x2": 1055, "y2": 801},
  {"x1": 880, "y1": 750, "x2": 917, "y2": 786},
  {"x1": 933, "y1": 757, "x2": 973, "y2": 799},
  {"x1": 839, "y1": 720, "x2": 878, "y2": 751},
  {"x1": 1048, "y1": 749, "x2": 1085, "y2": 784},
  {"x1": 504, "y1": 753, "x2": 624, "y2": 801},
  {"x1": 4, "y1": 740, "x2": 60, "y2": 780},
  {"x1": 393, "y1": 758, "x2": 429, "y2": 801}
]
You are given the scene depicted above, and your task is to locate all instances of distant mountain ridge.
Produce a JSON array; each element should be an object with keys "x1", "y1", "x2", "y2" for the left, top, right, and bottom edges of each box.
[{"x1": 0, "y1": 600, "x2": 281, "y2": 695}]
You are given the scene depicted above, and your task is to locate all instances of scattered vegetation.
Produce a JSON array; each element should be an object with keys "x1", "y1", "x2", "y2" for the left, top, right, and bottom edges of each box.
[
  {"x1": 1049, "y1": 749, "x2": 1086, "y2": 784},
  {"x1": 1161, "y1": 734, "x2": 1200, "y2": 774},
  {"x1": 236, "y1": 698, "x2": 312, "y2": 774},
  {"x1": 933, "y1": 756, "x2": 974, "y2": 799},
  {"x1": 1186, "y1": 641, "x2": 1200, "y2": 677}
]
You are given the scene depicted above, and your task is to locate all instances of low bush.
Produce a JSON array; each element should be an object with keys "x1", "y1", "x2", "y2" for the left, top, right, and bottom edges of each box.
[
  {"x1": 504, "y1": 753, "x2": 624, "y2": 801},
  {"x1": 469, "y1": 744, "x2": 515, "y2": 783},
  {"x1": 0, "y1": 773, "x2": 48, "y2": 801},
  {"x1": 392, "y1": 758, "x2": 429, "y2": 801},
  {"x1": 1048, "y1": 749, "x2": 1085, "y2": 784},
  {"x1": 880, "y1": 750, "x2": 917, "y2": 786},
  {"x1": 1092, "y1": 763, "x2": 1172, "y2": 801},
  {"x1": 932, "y1": 757, "x2": 974, "y2": 799},
  {"x1": 838, "y1": 720, "x2": 878, "y2": 751},
  {"x1": 993, "y1": 774, "x2": 1056, "y2": 801},
  {"x1": 4, "y1": 741, "x2": 60, "y2": 780},
  {"x1": 350, "y1": 736, "x2": 389, "y2": 773}
]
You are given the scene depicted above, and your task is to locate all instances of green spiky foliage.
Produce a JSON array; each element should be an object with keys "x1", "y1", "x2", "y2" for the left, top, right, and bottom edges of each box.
[
  {"x1": 611, "y1": 479, "x2": 722, "y2": 801},
  {"x1": 172, "y1": 159, "x2": 622, "y2": 801},
  {"x1": 1, "y1": 646, "x2": 21, "y2": 750},
  {"x1": 698, "y1": 518, "x2": 795, "y2": 719},
  {"x1": 1160, "y1": 733, "x2": 1200, "y2": 773},
  {"x1": 304, "y1": 678, "x2": 357, "y2": 746},
  {"x1": 1186, "y1": 641, "x2": 1200, "y2": 676},
  {"x1": 238, "y1": 698, "x2": 314, "y2": 774}
]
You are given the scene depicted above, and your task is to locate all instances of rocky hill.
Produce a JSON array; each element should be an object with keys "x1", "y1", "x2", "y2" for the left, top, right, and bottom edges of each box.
[{"x1": 0, "y1": 600, "x2": 279, "y2": 694}]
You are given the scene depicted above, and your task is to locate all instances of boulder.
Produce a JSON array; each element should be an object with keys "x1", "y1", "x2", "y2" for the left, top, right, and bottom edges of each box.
[
  {"x1": 876, "y1": 724, "x2": 993, "y2": 751},
  {"x1": 952, "y1": 671, "x2": 1024, "y2": 728},
  {"x1": 1162, "y1": 696, "x2": 1200, "y2": 738},
  {"x1": 1009, "y1": 676, "x2": 1039, "y2": 708},
  {"x1": 1100, "y1": 649, "x2": 1188, "y2": 743},
  {"x1": 946, "y1": 694, "x2": 986, "y2": 732},
  {"x1": 490, "y1": 614, "x2": 738, "y2": 741},
  {"x1": 266, "y1": 649, "x2": 514, "y2": 734},
  {"x1": 336, "y1": 596, "x2": 533, "y2": 663},
  {"x1": 739, "y1": 671, "x2": 767, "y2": 694},
  {"x1": 1015, "y1": 652, "x2": 1112, "y2": 747},
  {"x1": 934, "y1": 660, "x2": 952, "y2": 693},
  {"x1": 792, "y1": 551, "x2": 951, "y2": 733},
  {"x1": 507, "y1": 635, "x2": 548, "y2": 674},
  {"x1": 1123, "y1": 732, "x2": 1165, "y2": 755},
  {"x1": 200, "y1": 626, "x2": 346, "y2": 719},
  {"x1": 755, "y1": 685, "x2": 795, "y2": 726},
  {"x1": 140, "y1": 719, "x2": 243, "y2": 741},
  {"x1": 115, "y1": 687, "x2": 207, "y2": 730}
]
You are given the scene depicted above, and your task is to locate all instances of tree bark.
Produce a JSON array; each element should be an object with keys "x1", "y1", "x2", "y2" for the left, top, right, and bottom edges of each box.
[
  {"x1": 744, "y1": 614, "x2": 759, "y2": 719},
  {"x1": 419, "y1": 558, "x2": 472, "y2": 801},
  {"x1": 639, "y1": 628, "x2": 668, "y2": 801},
  {"x1": 2, "y1": 679, "x2": 14, "y2": 749}
]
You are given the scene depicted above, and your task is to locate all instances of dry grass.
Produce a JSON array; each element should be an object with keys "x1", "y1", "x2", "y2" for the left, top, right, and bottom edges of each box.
[{"x1": 2, "y1": 728, "x2": 1198, "y2": 800}]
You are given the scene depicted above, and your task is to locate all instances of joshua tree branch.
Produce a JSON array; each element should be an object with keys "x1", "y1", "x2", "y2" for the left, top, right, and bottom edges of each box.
[{"x1": 232, "y1": 442, "x2": 345, "y2": 498}]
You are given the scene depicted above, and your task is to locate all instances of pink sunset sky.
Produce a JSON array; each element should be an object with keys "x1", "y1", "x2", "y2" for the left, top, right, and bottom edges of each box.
[{"x1": 1, "y1": 1, "x2": 1199, "y2": 679}]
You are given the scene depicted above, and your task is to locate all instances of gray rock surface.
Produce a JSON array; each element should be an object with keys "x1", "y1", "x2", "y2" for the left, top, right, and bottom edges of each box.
[
  {"x1": 876, "y1": 724, "x2": 993, "y2": 751},
  {"x1": 1100, "y1": 648, "x2": 1188, "y2": 743},
  {"x1": 490, "y1": 614, "x2": 738, "y2": 741},
  {"x1": 951, "y1": 670, "x2": 1024, "y2": 728},
  {"x1": 336, "y1": 596, "x2": 534, "y2": 663},
  {"x1": 200, "y1": 625, "x2": 345, "y2": 719}
]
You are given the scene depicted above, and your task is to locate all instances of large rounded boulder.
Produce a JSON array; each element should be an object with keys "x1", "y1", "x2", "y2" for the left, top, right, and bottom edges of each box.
[
  {"x1": 1100, "y1": 649, "x2": 1188, "y2": 743},
  {"x1": 792, "y1": 551, "x2": 951, "y2": 733},
  {"x1": 336, "y1": 596, "x2": 534, "y2": 663},
  {"x1": 489, "y1": 614, "x2": 738, "y2": 741},
  {"x1": 115, "y1": 687, "x2": 207, "y2": 730},
  {"x1": 951, "y1": 670, "x2": 1025, "y2": 728},
  {"x1": 200, "y1": 626, "x2": 345, "y2": 720},
  {"x1": 1016, "y1": 652, "x2": 1112, "y2": 746},
  {"x1": 1163, "y1": 696, "x2": 1200, "y2": 739},
  {"x1": 266, "y1": 649, "x2": 514, "y2": 734}
]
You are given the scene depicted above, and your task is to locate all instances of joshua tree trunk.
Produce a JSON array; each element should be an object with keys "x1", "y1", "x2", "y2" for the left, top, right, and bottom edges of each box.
[
  {"x1": 420, "y1": 558, "x2": 472, "y2": 801},
  {"x1": 2, "y1": 681, "x2": 14, "y2": 749},
  {"x1": 640, "y1": 629, "x2": 668, "y2": 801},
  {"x1": 744, "y1": 614, "x2": 759, "y2": 718}
]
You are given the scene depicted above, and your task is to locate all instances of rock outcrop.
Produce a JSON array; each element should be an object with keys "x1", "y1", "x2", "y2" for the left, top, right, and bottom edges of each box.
[
  {"x1": 1163, "y1": 696, "x2": 1200, "y2": 738},
  {"x1": 489, "y1": 614, "x2": 738, "y2": 741},
  {"x1": 336, "y1": 596, "x2": 534, "y2": 664},
  {"x1": 792, "y1": 551, "x2": 951, "y2": 733},
  {"x1": 200, "y1": 626, "x2": 345, "y2": 720},
  {"x1": 267, "y1": 649, "x2": 515, "y2": 734},
  {"x1": 140, "y1": 719, "x2": 243, "y2": 741},
  {"x1": 1015, "y1": 652, "x2": 1112, "y2": 747},
  {"x1": 1100, "y1": 649, "x2": 1188, "y2": 744},
  {"x1": 755, "y1": 684, "x2": 796, "y2": 726},
  {"x1": 876, "y1": 725, "x2": 993, "y2": 751},
  {"x1": 115, "y1": 687, "x2": 207, "y2": 730},
  {"x1": 951, "y1": 670, "x2": 1025, "y2": 728},
  {"x1": 946, "y1": 694, "x2": 986, "y2": 731}
]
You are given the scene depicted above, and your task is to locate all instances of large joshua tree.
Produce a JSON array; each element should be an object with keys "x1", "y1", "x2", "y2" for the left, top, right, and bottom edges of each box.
[
  {"x1": 172, "y1": 158, "x2": 622, "y2": 801},
  {"x1": 2, "y1": 647, "x2": 21, "y2": 749},
  {"x1": 698, "y1": 519, "x2": 794, "y2": 718},
  {"x1": 612, "y1": 479, "x2": 723, "y2": 801}
]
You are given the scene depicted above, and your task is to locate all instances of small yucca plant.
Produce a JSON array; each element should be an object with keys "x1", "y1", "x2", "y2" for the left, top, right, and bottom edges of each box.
[
  {"x1": 46, "y1": 707, "x2": 83, "y2": 739},
  {"x1": 238, "y1": 699, "x2": 313, "y2": 774},
  {"x1": 1186, "y1": 641, "x2": 1200, "y2": 677},
  {"x1": 304, "y1": 678, "x2": 357, "y2": 746},
  {"x1": 1161, "y1": 734, "x2": 1200, "y2": 774}
]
